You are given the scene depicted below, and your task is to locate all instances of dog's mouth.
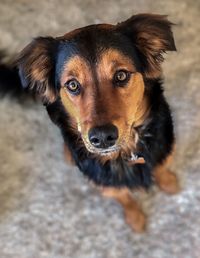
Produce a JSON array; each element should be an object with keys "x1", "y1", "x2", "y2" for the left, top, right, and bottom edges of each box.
[
  {"x1": 84, "y1": 143, "x2": 121, "y2": 156},
  {"x1": 82, "y1": 137, "x2": 134, "y2": 160}
]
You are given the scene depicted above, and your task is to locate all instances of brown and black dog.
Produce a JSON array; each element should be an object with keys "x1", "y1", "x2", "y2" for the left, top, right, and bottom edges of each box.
[{"x1": 0, "y1": 14, "x2": 179, "y2": 232}]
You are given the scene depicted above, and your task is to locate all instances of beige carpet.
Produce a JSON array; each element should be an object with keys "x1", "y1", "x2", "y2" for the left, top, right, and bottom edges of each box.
[{"x1": 0, "y1": 0, "x2": 200, "y2": 257}]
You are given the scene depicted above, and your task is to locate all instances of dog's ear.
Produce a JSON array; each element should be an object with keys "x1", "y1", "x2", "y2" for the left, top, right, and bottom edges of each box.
[
  {"x1": 117, "y1": 14, "x2": 176, "y2": 78},
  {"x1": 17, "y1": 37, "x2": 58, "y2": 103}
]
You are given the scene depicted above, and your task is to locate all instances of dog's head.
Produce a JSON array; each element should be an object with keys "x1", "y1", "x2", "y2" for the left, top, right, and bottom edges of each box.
[{"x1": 18, "y1": 14, "x2": 176, "y2": 160}]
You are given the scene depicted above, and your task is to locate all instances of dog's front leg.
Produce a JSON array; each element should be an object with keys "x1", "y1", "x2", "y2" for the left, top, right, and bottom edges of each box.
[
  {"x1": 154, "y1": 150, "x2": 180, "y2": 194},
  {"x1": 101, "y1": 187, "x2": 146, "y2": 232}
]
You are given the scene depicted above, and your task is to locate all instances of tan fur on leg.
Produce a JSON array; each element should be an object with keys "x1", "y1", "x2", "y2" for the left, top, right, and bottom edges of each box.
[
  {"x1": 101, "y1": 187, "x2": 146, "y2": 232},
  {"x1": 154, "y1": 149, "x2": 180, "y2": 194}
]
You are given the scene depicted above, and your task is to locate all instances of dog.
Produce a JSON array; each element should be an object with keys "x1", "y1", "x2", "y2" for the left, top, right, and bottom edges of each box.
[{"x1": 0, "y1": 13, "x2": 179, "y2": 232}]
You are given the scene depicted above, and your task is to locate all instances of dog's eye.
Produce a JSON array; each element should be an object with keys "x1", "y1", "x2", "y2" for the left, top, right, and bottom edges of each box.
[
  {"x1": 113, "y1": 70, "x2": 130, "y2": 86},
  {"x1": 64, "y1": 79, "x2": 81, "y2": 95}
]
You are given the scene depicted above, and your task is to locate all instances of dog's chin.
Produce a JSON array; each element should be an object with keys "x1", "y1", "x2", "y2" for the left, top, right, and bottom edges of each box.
[
  {"x1": 93, "y1": 147, "x2": 121, "y2": 163},
  {"x1": 94, "y1": 147, "x2": 120, "y2": 156}
]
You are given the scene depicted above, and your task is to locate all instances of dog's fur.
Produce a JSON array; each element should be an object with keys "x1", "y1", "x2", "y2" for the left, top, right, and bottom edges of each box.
[{"x1": 0, "y1": 14, "x2": 179, "y2": 232}]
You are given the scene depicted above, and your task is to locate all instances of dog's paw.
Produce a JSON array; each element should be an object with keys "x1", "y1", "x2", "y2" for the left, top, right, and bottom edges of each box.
[
  {"x1": 157, "y1": 170, "x2": 180, "y2": 195},
  {"x1": 125, "y1": 209, "x2": 146, "y2": 233}
]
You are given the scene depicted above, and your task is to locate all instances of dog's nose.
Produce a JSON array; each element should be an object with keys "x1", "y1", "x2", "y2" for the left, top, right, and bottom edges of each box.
[{"x1": 88, "y1": 124, "x2": 118, "y2": 149}]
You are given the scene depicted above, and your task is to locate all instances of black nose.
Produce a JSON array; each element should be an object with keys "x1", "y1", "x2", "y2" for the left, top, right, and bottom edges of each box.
[{"x1": 88, "y1": 124, "x2": 118, "y2": 149}]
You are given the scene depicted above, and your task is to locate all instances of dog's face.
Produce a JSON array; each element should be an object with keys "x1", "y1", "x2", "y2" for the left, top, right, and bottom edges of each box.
[
  {"x1": 58, "y1": 31, "x2": 148, "y2": 157},
  {"x1": 18, "y1": 14, "x2": 176, "y2": 159}
]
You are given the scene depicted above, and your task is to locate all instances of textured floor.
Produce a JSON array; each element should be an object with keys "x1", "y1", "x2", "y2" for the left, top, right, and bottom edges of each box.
[{"x1": 0, "y1": 0, "x2": 200, "y2": 257}]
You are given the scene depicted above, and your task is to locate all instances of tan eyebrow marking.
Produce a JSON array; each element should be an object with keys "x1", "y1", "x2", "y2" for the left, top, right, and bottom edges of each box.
[
  {"x1": 97, "y1": 49, "x2": 136, "y2": 79},
  {"x1": 60, "y1": 55, "x2": 92, "y2": 86}
]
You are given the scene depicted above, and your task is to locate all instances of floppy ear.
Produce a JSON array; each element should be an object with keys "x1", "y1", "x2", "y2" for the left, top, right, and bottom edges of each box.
[
  {"x1": 17, "y1": 37, "x2": 58, "y2": 103},
  {"x1": 117, "y1": 14, "x2": 176, "y2": 78}
]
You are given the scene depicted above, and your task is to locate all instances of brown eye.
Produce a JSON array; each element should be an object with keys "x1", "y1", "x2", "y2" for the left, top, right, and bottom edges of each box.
[
  {"x1": 64, "y1": 79, "x2": 81, "y2": 95},
  {"x1": 113, "y1": 70, "x2": 130, "y2": 86}
]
